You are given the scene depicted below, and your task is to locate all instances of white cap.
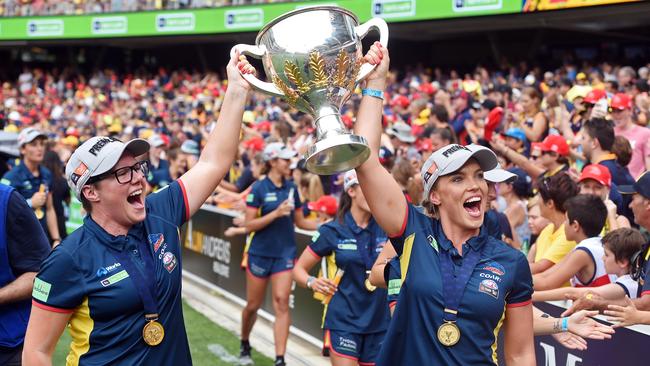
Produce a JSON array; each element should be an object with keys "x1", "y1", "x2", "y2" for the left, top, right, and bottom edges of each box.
[
  {"x1": 17, "y1": 127, "x2": 47, "y2": 147},
  {"x1": 147, "y1": 134, "x2": 165, "y2": 148},
  {"x1": 484, "y1": 164, "x2": 517, "y2": 183},
  {"x1": 386, "y1": 122, "x2": 416, "y2": 143},
  {"x1": 420, "y1": 144, "x2": 498, "y2": 197},
  {"x1": 181, "y1": 140, "x2": 200, "y2": 156},
  {"x1": 65, "y1": 136, "x2": 150, "y2": 200},
  {"x1": 262, "y1": 142, "x2": 296, "y2": 161},
  {"x1": 343, "y1": 170, "x2": 359, "y2": 190}
]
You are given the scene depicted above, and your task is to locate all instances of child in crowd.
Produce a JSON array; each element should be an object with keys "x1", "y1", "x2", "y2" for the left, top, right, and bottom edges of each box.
[
  {"x1": 532, "y1": 194, "x2": 608, "y2": 290},
  {"x1": 534, "y1": 228, "x2": 646, "y2": 302}
]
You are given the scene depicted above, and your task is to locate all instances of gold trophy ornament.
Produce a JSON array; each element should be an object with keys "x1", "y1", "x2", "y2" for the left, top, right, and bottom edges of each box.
[{"x1": 231, "y1": 6, "x2": 388, "y2": 175}]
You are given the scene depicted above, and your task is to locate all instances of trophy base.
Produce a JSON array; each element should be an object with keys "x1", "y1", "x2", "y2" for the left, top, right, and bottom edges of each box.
[{"x1": 305, "y1": 134, "x2": 370, "y2": 175}]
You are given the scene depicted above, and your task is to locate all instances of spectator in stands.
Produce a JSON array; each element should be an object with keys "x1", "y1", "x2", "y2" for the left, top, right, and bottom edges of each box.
[
  {"x1": 529, "y1": 172, "x2": 579, "y2": 274},
  {"x1": 610, "y1": 93, "x2": 650, "y2": 179},
  {"x1": 581, "y1": 118, "x2": 635, "y2": 187},
  {"x1": 577, "y1": 164, "x2": 630, "y2": 232},
  {"x1": 535, "y1": 228, "x2": 645, "y2": 302},
  {"x1": 532, "y1": 194, "x2": 608, "y2": 290},
  {"x1": 513, "y1": 87, "x2": 548, "y2": 142},
  {"x1": 498, "y1": 167, "x2": 534, "y2": 250}
]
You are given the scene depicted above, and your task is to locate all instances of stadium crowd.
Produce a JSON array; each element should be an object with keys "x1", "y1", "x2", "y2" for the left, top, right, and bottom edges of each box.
[
  {"x1": 0, "y1": 0, "x2": 301, "y2": 17},
  {"x1": 1, "y1": 52, "x2": 650, "y2": 365}
]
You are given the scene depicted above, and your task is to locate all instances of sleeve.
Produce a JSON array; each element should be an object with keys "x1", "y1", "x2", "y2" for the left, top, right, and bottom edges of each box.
[
  {"x1": 1, "y1": 171, "x2": 17, "y2": 189},
  {"x1": 307, "y1": 226, "x2": 335, "y2": 258},
  {"x1": 540, "y1": 237, "x2": 576, "y2": 264},
  {"x1": 32, "y1": 247, "x2": 85, "y2": 312},
  {"x1": 506, "y1": 253, "x2": 533, "y2": 307},
  {"x1": 389, "y1": 203, "x2": 421, "y2": 256},
  {"x1": 6, "y1": 191, "x2": 51, "y2": 275},
  {"x1": 146, "y1": 180, "x2": 189, "y2": 226},
  {"x1": 235, "y1": 168, "x2": 254, "y2": 192},
  {"x1": 246, "y1": 181, "x2": 263, "y2": 209}
]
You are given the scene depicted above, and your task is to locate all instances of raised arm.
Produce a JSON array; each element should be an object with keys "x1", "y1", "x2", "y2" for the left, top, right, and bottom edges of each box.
[
  {"x1": 532, "y1": 250, "x2": 591, "y2": 291},
  {"x1": 180, "y1": 53, "x2": 253, "y2": 216},
  {"x1": 354, "y1": 43, "x2": 407, "y2": 236}
]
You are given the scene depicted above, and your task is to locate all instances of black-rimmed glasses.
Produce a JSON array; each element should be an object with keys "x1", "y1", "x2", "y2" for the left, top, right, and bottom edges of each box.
[{"x1": 89, "y1": 160, "x2": 150, "y2": 185}]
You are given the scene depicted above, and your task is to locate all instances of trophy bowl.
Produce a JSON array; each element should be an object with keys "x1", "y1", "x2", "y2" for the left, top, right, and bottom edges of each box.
[{"x1": 231, "y1": 6, "x2": 388, "y2": 175}]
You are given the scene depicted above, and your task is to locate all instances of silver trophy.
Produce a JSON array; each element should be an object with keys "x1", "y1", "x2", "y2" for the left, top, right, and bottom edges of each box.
[{"x1": 231, "y1": 6, "x2": 388, "y2": 175}]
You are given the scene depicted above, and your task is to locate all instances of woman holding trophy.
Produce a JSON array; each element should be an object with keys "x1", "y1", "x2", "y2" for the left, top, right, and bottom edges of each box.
[
  {"x1": 354, "y1": 42, "x2": 536, "y2": 365},
  {"x1": 293, "y1": 170, "x2": 390, "y2": 366}
]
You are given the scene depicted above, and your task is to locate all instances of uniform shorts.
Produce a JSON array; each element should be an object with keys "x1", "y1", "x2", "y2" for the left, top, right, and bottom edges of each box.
[
  {"x1": 323, "y1": 329, "x2": 386, "y2": 365},
  {"x1": 247, "y1": 253, "x2": 294, "y2": 278}
]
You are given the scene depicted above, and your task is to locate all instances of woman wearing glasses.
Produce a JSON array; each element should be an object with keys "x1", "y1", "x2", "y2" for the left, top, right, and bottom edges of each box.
[
  {"x1": 355, "y1": 43, "x2": 535, "y2": 365},
  {"x1": 22, "y1": 53, "x2": 255, "y2": 365}
]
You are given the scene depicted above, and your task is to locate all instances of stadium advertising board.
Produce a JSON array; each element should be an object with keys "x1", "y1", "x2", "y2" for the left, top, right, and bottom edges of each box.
[
  {"x1": 183, "y1": 206, "x2": 650, "y2": 363},
  {"x1": 523, "y1": 0, "x2": 637, "y2": 12},
  {"x1": 0, "y1": 0, "x2": 522, "y2": 41}
]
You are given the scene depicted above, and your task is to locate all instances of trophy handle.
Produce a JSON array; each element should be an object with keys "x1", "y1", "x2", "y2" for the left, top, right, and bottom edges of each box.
[
  {"x1": 230, "y1": 44, "x2": 284, "y2": 97},
  {"x1": 354, "y1": 17, "x2": 389, "y2": 83}
]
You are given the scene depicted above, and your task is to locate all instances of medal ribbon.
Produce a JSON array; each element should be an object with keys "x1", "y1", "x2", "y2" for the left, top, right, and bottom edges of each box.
[
  {"x1": 438, "y1": 242, "x2": 483, "y2": 322},
  {"x1": 106, "y1": 236, "x2": 159, "y2": 318}
]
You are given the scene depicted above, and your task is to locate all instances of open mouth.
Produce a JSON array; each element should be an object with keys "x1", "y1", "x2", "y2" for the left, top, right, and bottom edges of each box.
[
  {"x1": 463, "y1": 196, "x2": 483, "y2": 218},
  {"x1": 127, "y1": 189, "x2": 144, "y2": 209}
]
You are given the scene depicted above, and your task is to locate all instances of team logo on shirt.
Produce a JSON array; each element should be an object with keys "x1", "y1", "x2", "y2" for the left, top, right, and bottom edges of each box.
[
  {"x1": 162, "y1": 251, "x2": 178, "y2": 273},
  {"x1": 337, "y1": 238, "x2": 357, "y2": 250},
  {"x1": 264, "y1": 192, "x2": 278, "y2": 202},
  {"x1": 96, "y1": 262, "x2": 122, "y2": 278},
  {"x1": 427, "y1": 235, "x2": 439, "y2": 252},
  {"x1": 478, "y1": 279, "x2": 499, "y2": 299},
  {"x1": 482, "y1": 261, "x2": 505, "y2": 276},
  {"x1": 148, "y1": 233, "x2": 165, "y2": 253}
]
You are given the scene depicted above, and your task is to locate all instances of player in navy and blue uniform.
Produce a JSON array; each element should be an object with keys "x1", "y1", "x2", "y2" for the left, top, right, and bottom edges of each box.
[
  {"x1": 353, "y1": 43, "x2": 535, "y2": 365},
  {"x1": 240, "y1": 142, "x2": 317, "y2": 366},
  {"x1": 22, "y1": 52, "x2": 255, "y2": 365},
  {"x1": 1, "y1": 127, "x2": 61, "y2": 244},
  {"x1": 294, "y1": 170, "x2": 390, "y2": 365}
]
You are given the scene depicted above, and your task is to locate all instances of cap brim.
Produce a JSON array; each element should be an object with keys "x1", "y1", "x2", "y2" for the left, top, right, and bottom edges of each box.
[
  {"x1": 92, "y1": 138, "x2": 150, "y2": 177},
  {"x1": 618, "y1": 185, "x2": 637, "y2": 195},
  {"x1": 278, "y1": 150, "x2": 297, "y2": 159},
  {"x1": 484, "y1": 168, "x2": 517, "y2": 183}
]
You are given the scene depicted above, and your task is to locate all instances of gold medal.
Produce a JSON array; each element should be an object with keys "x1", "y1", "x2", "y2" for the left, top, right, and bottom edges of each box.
[
  {"x1": 437, "y1": 322, "x2": 460, "y2": 346},
  {"x1": 143, "y1": 320, "x2": 165, "y2": 346},
  {"x1": 365, "y1": 278, "x2": 376, "y2": 292}
]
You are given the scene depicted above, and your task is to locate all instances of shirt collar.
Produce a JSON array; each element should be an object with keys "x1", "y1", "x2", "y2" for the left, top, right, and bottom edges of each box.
[
  {"x1": 84, "y1": 215, "x2": 144, "y2": 252},
  {"x1": 593, "y1": 153, "x2": 618, "y2": 165},
  {"x1": 580, "y1": 236, "x2": 601, "y2": 246},
  {"x1": 344, "y1": 211, "x2": 375, "y2": 235},
  {"x1": 433, "y1": 219, "x2": 488, "y2": 253}
]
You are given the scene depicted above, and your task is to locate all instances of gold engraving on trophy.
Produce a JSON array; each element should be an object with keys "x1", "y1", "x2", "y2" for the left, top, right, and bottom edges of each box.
[
  {"x1": 309, "y1": 51, "x2": 328, "y2": 89},
  {"x1": 272, "y1": 75, "x2": 299, "y2": 105},
  {"x1": 285, "y1": 61, "x2": 310, "y2": 94},
  {"x1": 346, "y1": 59, "x2": 362, "y2": 92},
  {"x1": 333, "y1": 50, "x2": 350, "y2": 88}
]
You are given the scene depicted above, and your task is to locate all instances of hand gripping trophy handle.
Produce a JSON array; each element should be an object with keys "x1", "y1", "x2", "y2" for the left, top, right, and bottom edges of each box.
[
  {"x1": 229, "y1": 44, "x2": 284, "y2": 98},
  {"x1": 230, "y1": 7, "x2": 389, "y2": 175},
  {"x1": 354, "y1": 17, "x2": 390, "y2": 82}
]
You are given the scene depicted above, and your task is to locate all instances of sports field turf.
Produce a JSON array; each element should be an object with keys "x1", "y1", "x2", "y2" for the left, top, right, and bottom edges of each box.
[{"x1": 54, "y1": 300, "x2": 274, "y2": 365}]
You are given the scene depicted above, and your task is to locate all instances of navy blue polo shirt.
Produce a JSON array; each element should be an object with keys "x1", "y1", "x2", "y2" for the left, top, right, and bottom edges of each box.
[
  {"x1": 376, "y1": 204, "x2": 533, "y2": 365},
  {"x1": 148, "y1": 168, "x2": 174, "y2": 191},
  {"x1": 32, "y1": 181, "x2": 192, "y2": 365},
  {"x1": 246, "y1": 177, "x2": 302, "y2": 259},
  {"x1": 308, "y1": 212, "x2": 390, "y2": 333},
  {"x1": 1, "y1": 161, "x2": 53, "y2": 230},
  {"x1": 597, "y1": 156, "x2": 635, "y2": 187}
]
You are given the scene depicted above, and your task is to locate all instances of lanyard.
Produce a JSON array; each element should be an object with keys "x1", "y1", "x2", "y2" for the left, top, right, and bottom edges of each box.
[
  {"x1": 106, "y1": 237, "x2": 158, "y2": 317},
  {"x1": 438, "y1": 243, "x2": 483, "y2": 322}
]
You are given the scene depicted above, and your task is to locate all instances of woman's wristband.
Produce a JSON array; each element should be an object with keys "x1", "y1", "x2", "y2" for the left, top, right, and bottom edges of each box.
[
  {"x1": 561, "y1": 317, "x2": 569, "y2": 332},
  {"x1": 361, "y1": 88, "x2": 384, "y2": 100},
  {"x1": 306, "y1": 276, "x2": 315, "y2": 289}
]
